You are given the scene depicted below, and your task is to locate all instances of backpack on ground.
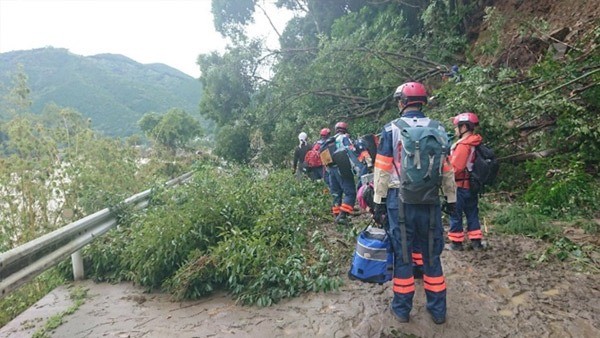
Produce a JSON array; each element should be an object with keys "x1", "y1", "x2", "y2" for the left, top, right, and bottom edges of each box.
[
  {"x1": 469, "y1": 143, "x2": 499, "y2": 194},
  {"x1": 393, "y1": 119, "x2": 449, "y2": 204},
  {"x1": 348, "y1": 225, "x2": 393, "y2": 284},
  {"x1": 304, "y1": 143, "x2": 323, "y2": 168}
]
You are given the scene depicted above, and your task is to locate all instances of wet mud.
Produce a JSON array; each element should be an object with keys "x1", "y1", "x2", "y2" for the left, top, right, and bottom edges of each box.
[{"x1": 1, "y1": 231, "x2": 598, "y2": 338}]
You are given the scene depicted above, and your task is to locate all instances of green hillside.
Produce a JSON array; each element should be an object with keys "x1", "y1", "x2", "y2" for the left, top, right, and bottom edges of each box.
[{"x1": 0, "y1": 47, "x2": 209, "y2": 137}]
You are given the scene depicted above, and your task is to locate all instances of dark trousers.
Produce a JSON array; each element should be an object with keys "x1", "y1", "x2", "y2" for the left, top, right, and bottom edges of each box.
[
  {"x1": 449, "y1": 187, "x2": 482, "y2": 242},
  {"x1": 385, "y1": 189, "x2": 446, "y2": 319}
]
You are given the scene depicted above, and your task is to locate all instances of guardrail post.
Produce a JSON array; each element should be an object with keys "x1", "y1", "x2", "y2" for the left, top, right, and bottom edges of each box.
[{"x1": 71, "y1": 250, "x2": 84, "y2": 280}]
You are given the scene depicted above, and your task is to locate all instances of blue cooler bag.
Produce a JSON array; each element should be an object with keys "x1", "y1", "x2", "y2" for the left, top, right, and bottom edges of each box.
[{"x1": 348, "y1": 226, "x2": 393, "y2": 284}]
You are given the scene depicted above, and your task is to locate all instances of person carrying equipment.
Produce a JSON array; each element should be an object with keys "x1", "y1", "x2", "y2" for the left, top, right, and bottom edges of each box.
[
  {"x1": 354, "y1": 135, "x2": 376, "y2": 191},
  {"x1": 305, "y1": 128, "x2": 331, "y2": 182},
  {"x1": 448, "y1": 112, "x2": 484, "y2": 251},
  {"x1": 372, "y1": 82, "x2": 456, "y2": 325},
  {"x1": 328, "y1": 121, "x2": 359, "y2": 224}
]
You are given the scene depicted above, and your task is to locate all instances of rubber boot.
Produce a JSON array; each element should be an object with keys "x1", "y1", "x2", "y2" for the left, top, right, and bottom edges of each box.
[
  {"x1": 335, "y1": 211, "x2": 349, "y2": 224},
  {"x1": 471, "y1": 239, "x2": 484, "y2": 251},
  {"x1": 449, "y1": 241, "x2": 463, "y2": 251}
]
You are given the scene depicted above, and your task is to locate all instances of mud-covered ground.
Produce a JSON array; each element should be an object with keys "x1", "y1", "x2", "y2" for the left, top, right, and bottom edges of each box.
[{"x1": 2, "y1": 222, "x2": 598, "y2": 338}]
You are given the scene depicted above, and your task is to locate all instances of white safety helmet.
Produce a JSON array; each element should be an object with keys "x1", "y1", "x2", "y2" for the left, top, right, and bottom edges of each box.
[{"x1": 298, "y1": 132, "x2": 307, "y2": 141}]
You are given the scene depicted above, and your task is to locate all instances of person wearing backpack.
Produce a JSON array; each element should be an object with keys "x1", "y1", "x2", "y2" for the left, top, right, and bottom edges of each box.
[
  {"x1": 372, "y1": 82, "x2": 456, "y2": 325},
  {"x1": 448, "y1": 112, "x2": 484, "y2": 251},
  {"x1": 292, "y1": 132, "x2": 311, "y2": 180},
  {"x1": 304, "y1": 128, "x2": 331, "y2": 182},
  {"x1": 329, "y1": 122, "x2": 360, "y2": 224},
  {"x1": 354, "y1": 135, "x2": 375, "y2": 191}
]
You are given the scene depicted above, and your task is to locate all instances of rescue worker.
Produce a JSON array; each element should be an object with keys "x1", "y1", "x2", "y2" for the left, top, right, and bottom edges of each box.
[
  {"x1": 372, "y1": 82, "x2": 456, "y2": 324},
  {"x1": 329, "y1": 122, "x2": 359, "y2": 224},
  {"x1": 354, "y1": 136, "x2": 375, "y2": 191},
  {"x1": 442, "y1": 65, "x2": 462, "y2": 82},
  {"x1": 292, "y1": 132, "x2": 310, "y2": 180},
  {"x1": 448, "y1": 112, "x2": 484, "y2": 251},
  {"x1": 312, "y1": 128, "x2": 331, "y2": 182}
]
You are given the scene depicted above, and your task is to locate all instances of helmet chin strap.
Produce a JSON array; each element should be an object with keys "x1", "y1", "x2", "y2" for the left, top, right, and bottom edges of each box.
[{"x1": 458, "y1": 125, "x2": 472, "y2": 139}]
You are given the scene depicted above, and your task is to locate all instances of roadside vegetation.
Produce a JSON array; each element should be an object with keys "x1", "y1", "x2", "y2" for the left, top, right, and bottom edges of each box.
[
  {"x1": 61, "y1": 163, "x2": 344, "y2": 305},
  {"x1": 0, "y1": 71, "x2": 196, "y2": 326}
]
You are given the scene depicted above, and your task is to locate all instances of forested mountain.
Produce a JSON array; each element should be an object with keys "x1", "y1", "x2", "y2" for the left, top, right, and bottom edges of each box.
[{"x1": 0, "y1": 47, "x2": 206, "y2": 137}]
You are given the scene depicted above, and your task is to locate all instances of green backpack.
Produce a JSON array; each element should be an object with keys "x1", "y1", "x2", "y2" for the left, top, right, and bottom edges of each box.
[{"x1": 393, "y1": 119, "x2": 449, "y2": 204}]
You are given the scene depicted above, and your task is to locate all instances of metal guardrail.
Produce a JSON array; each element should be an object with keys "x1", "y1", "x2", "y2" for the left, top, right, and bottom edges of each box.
[{"x1": 0, "y1": 171, "x2": 193, "y2": 299}]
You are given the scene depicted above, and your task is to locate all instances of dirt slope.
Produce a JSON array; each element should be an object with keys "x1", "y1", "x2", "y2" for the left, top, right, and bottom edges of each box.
[
  {"x1": 473, "y1": 0, "x2": 600, "y2": 68},
  {"x1": 1, "y1": 230, "x2": 598, "y2": 338}
]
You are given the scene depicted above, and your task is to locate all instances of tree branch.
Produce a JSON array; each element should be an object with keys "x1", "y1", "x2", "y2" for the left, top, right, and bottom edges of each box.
[
  {"x1": 519, "y1": 119, "x2": 556, "y2": 138},
  {"x1": 498, "y1": 148, "x2": 559, "y2": 162},
  {"x1": 519, "y1": 20, "x2": 582, "y2": 52},
  {"x1": 362, "y1": 48, "x2": 413, "y2": 79},
  {"x1": 530, "y1": 68, "x2": 600, "y2": 101},
  {"x1": 570, "y1": 82, "x2": 599, "y2": 97},
  {"x1": 312, "y1": 91, "x2": 370, "y2": 102},
  {"x1": 256, "y1": 3, "x2": 282, "y2": 40},
  {"x1": 378, "y1": 50, "x2": 445, "y2": 68}
]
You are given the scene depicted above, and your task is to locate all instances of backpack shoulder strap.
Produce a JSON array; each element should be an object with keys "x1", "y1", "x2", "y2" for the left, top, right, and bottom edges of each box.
[
  {"x1": 466, "y1": 144, "x2": 477, "y2": 171},
  {"x1": 427, "y1": 120, "x2": 440, "y2": 129},
  {"x1": 393, "y1": 118, "x2": 410, "y2": 129},
  {"x1": 394, "y1": 117, "x2": 441, "y2": 130}
]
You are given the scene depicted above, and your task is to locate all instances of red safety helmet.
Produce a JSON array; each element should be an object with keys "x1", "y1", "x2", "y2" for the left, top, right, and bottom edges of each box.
[
  {"x1": 335, "y1": 122, "x2": 348, "y2": 132},
  {"x1": 453, "y1": 112, "x2": 479, "y2": 126},
  {"x1": 393, "y1": 82, "x2": 428, "y2": 106},
  {"x1": 320, "y1": 128, "x2": 331, "y2": 137}
]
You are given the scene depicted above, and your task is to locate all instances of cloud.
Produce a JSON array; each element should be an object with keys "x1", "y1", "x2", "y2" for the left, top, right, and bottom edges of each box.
[
  {"x1": 0, "y1": 0, "x2": 293, "y2": 78},
  {"x1": 0, "y1": 0, "x2": 228, "y2": 77}
]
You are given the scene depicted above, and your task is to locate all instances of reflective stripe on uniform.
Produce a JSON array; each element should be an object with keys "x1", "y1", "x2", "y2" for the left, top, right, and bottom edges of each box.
[
  {"x1": 448, "y1": 231, "x2": 464, "y2": 242},
  {"x1": 340, "y1": 203, "x2": 354, "y2": 213},
  {"x1": 358, "y1": 150, "x2": 370, "y2": 162},
  {"x1": 393, "y1": 277, "x2": 415, "y2": 294},
  {"x1": 412, "y1": 252, "x2": 423, "y2": 266},
  {"x1": 424, "y1": 275, "x2": 446, "y2": 293},
  {"x1": 468, "y1": 229, "x2": 483, "y2": 240},
  {"x1": 374, "y1": 155, "x2": 393, "y2": 171}
]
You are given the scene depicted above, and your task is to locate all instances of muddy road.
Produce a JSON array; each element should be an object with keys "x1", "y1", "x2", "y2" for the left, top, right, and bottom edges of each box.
[{"x1": 1, "y1": 231, "x2": 599, "y2": 338}]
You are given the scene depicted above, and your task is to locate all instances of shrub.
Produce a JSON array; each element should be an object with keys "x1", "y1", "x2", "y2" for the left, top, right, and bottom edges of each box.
[
  {"x1": 77, "y1": 163, "x2": 342, "y2": 305},
  {"x1": 492, "y1": 204, "x2": 559, "y2": 240}
]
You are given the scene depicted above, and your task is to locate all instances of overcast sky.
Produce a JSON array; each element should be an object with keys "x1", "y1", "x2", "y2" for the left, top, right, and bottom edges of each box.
[{"x1": 0, "y1": 0, "x2": 292, "y2": 78}]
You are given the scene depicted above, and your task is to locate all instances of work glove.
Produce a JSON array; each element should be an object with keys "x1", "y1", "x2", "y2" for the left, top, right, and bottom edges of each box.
[
  {"x1": 373, "y1": 200, "x2": 387, "y2": 226},
  {"x1": 442, "y1": 201, "x2": 456, "y2": 216}
]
